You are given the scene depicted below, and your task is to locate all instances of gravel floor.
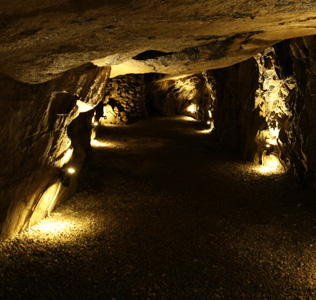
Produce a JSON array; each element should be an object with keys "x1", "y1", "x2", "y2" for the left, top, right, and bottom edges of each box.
[{"x1": 1, "y1": 116, "x2": 316, "y2": 300}]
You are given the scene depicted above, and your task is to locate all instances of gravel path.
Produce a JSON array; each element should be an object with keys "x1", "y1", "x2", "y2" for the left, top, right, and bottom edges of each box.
[{"x1": 1, "y1": 116, "x2": 316, "y2": 300}]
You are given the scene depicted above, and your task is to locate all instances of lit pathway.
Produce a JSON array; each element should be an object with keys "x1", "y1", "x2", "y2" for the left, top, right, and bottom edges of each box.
[{"x1": 1, "y1": 116, "x2": 316, "y2": 300}]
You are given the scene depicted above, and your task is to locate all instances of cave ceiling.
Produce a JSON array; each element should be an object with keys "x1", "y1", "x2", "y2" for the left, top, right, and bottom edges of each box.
[{"x1": 1, "y1": 0, "x2": 316, "y2": 83}]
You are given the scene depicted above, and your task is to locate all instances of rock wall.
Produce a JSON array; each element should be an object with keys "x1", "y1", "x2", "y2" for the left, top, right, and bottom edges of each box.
[
  {"x1": 210, "y1": 44, "x2": 300, "y2": 173},
  {"x1": 211, "y1": 58, "x2": 262, "y2": 160},
  {"x1": 254, "y1": 47, "x2": 297, "y2": 168},
  {"x1": 0, "y1": 64, "x2": 110, "y2": 240},
  {"x1": 146, "y1": 74, "x2": 214, "y2": 124},
  {"x1": 100, "y1": 75, "x2": 147, "y2": 125},
  {"x1": 277, "y1": 36, "x2": 316, "y2": 186}
]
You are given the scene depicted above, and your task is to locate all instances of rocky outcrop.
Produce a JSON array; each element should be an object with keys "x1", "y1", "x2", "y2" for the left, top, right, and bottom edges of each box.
[
  {"x1": 0, "y1": 64, "x2": 110, "y2": 240},
  {"x1": 1, "y1": 1, "x2": 316, "y2": 83},
  {"x1": 100, "y1": 75, "x2": 147, "y2": 125}
]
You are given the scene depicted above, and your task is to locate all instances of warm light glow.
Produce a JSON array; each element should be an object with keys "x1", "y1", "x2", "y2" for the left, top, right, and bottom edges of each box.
[
  {"x1": 47, "y1": 182, "x2": 62, "y2": 217},
  {"x1": 91, "y1": 139, "x2": 110, "y2": 148},
  {"x1": 60, "y1": 147, "x2": 73, "y2": 167},
  {"x1": 187, "y1": 104, "x2": 197, "y2": 113},
  {"x1": 266, "y1": 125, "x2": 280, "y2": 145},
  {"x1": 269, "y1": 126, "x2": 279, "y2": 137},
  {"x1": 92, "y1": 115, "x2": 99, "y2": 126},
  {"x1": 254, "y1": 163, "x2": 285, "y2": 175},
  {"x1": 208, "y1": 110, "x2": 212, "y2": 118},
  {"x1": 256, "y1": 152, "x2": 284, "y2": 175},
  {"x1": 29, "y1": 181, "x2": 62, "y2": 228},
  {"x1": 26, "y1": 211, "x2": 98, "y2": 241},
  {"x1": 258, "y1": 165, "x2": 277, "y2": 174},
  {"x1": 76, "y1": 100, "x2": 94, "y2": 113},
  {"x1": 67, "y1": 168, "x2": 75, "y2": 174},
  {"x1": 198, "y1": 128, "x2": 214, "y2": 134},
  {"x1": 34, "y1": 220, "x2": 69, "y2": 234},
  {"x1": 262, "y1": 153, "x2": 280, "y2": 169},
  {"x1": 207, "y1": 121, "x2": 211, "y2": 125}
]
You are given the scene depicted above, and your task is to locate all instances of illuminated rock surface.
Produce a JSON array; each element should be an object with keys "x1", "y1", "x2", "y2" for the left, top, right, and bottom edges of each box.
[
  {"x1": 1, "y1": 0, "x2": 316, "y2": 83},
  {"x1": 1, "y1": 117, "x2": 316, "y2": 299},
  {"x1": 1, "y1": 1, "x2": 316, "y2": 241},
  {"x1": 102, "y1": 75, "x2": 147, "y2": 125},
  {"x1": 0, "y1": 64, "x2": 110, "y2": 239}
]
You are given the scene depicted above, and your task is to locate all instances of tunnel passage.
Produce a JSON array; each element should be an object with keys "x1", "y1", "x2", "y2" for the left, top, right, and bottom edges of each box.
[
  {"x1": 2, "y1": 1, "x2": 316, "y2": 297},
  {"x1": 2, "y1": 115, "x2": 316, "y2": 299},
  {"x1": 1, "y1": 36, "x2": 316, "y2": 241},
  {"x1": 1, "y1": 28, "x2": 316, "y2": 298}
]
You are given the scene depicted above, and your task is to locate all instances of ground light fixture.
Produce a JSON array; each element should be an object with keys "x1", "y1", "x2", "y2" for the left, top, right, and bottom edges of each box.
[
  {"x1": 67, "y1": 167, "x2": 76, "y2": 174},
  {"x1": 60, "y1": 167, "x2": 76, "y2": 187}
]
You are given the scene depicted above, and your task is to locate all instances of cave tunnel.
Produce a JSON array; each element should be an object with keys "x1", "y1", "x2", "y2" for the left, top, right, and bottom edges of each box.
[{"x1": 2, "y1": 1, "x2": 316, "y2": 299}]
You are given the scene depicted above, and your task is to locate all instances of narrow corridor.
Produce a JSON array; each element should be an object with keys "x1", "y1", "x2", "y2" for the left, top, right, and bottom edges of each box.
[{"x1": 1, "y1": 117, "x2": 316, "y2": 300}]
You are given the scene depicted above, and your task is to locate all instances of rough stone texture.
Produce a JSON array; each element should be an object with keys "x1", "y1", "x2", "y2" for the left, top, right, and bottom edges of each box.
[
  {"x1": 101, "y1": 75, "x2": 147, "y2": 125},
  {"x1": 277, "y1": 36, "x2": 316, "y2": 187},
  {"x1": 146, "y1": 74, "x2": 213, "y2": 123},
  {"x1": 0, "y1": 64, "x2": 110, "y2": 240},
  {"x1": 254, "y1": 47, "x2": 297, "y2": 167},
  {"x1": 1, "y1": 1, "x2": 316, "y2": 83},
  {"x1": 211, "y1": 58, "x2": 262, "y2": 160},
  {"x1": 208, "y1": 46, "x2": 299, "y2": 170}
]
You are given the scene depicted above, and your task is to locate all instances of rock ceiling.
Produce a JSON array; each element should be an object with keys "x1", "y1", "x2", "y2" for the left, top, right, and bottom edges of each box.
[{"x1": 1, "y1": 0, "x2": 316, "y2": 83}]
